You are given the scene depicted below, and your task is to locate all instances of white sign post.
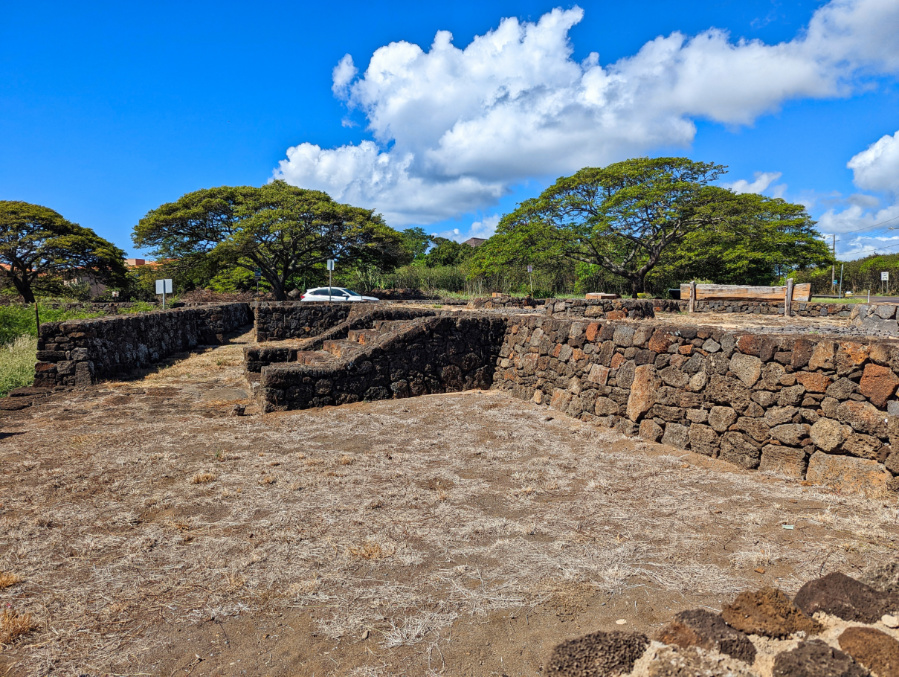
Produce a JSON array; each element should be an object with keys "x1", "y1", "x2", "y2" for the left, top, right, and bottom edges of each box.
[
  {"x1": 326, "y1": 259, "x2": 335, "y2": 301},
  {"x1": 155, "y1": 278, "x2": 173, "y2": 309}
]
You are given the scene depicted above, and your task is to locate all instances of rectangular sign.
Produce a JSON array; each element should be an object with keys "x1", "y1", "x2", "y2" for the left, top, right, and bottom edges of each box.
[
  {"x1": 882, "y1": 271, "x2": 889, "y2": 281},
  {"x1": 326, "y1": 259, "x2": 335, "y2": 271},
  {"x1": 527, "y1": 265, "x2": 533, "y2": 273},
  {"x1": 155, "y1": 279, "x2": 173, "y2": 294}
]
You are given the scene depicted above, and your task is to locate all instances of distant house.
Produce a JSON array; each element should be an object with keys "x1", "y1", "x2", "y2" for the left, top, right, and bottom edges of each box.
[{"x1": 463, "y1": 237, "x2": 487, "y2": 248}]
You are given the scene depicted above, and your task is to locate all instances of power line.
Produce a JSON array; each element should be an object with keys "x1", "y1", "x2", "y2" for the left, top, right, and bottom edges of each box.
[{"x1": 820, "y1": 212, "x2": 899, "y2": 235}]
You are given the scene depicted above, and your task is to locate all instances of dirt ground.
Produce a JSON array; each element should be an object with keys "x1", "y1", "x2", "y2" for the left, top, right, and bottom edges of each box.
[{"x1": 1, "y1": 329, "x2": 897, "y2": 676}]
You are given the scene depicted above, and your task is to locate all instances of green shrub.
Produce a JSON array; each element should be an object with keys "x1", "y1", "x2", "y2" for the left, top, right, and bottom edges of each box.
[
  {"x1": 0, "y1": 335, "x2": 38, "y2": 397},
  {"x1": 0, "y1": 303, "x2": 105, "y2": 345}
]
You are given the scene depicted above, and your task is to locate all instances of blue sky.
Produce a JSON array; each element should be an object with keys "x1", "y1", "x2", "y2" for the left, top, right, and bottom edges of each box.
[{"x1": 2, "y1": 0, "x2": 898, "y2": 260}]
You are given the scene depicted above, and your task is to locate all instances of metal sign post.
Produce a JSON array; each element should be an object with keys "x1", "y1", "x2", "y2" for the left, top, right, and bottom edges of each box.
[
  {"x1": 327, "y1": 259, "x2": 335, "y2": 301},
  {"x1": 882, "y1": 271, "x2": 889, "y2": 296},
  {"x1": 527, "y1": 264, "x2": 533, "y2": 295},
  {"x1": 254, "y1": 269, "x2": 261, "y2": 295},
  {"x1": 155, "y1": 279, "x2": 173, "y2": 309}
]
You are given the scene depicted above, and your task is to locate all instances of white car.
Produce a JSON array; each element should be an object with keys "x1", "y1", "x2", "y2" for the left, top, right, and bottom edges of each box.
[{"x1": 300, "y1": 287, "x2": 379, "y2": 302}]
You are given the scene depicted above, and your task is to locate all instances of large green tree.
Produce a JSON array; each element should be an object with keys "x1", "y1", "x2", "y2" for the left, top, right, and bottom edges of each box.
[
  {"x1": 480, "y1": 157, "x2": 830, "y2": 295},
  {"x1": 133, "y1": 181, "x2": 404, "y2": 300},
  {"x1": 0, "y1": 201, "x2": 127, "y2": 302},
  {"x1": 657, "y1": 193, "x2": 833, "y2": 286}
]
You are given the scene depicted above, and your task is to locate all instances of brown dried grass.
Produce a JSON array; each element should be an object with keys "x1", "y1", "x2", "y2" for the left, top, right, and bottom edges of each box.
[
  {"x1": 0, "y1": 572, "x2": 22, "y2": 589},
  {"x1": 0, "y1": 608, "x2": 34, "y2": 645},
  {"x1": 0, "y1": 328, "x2": 896, "y2": 673}
]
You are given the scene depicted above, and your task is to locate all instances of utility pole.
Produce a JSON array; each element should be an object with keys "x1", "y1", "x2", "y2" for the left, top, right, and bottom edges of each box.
[{"x1": 832, "y1": 234, "x2": 836, "y2": 296}]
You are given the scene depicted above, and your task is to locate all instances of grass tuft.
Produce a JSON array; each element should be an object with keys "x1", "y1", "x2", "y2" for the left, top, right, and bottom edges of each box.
[
  {"x1": 190, "y1": 472, "x2": 216, "y2": 484},
  {"x1": 0, "y1": 607, "x2": 34, "y2": 645},
  {"x1": 0, "y1": 572, "x2": 23, "y2": 589}
]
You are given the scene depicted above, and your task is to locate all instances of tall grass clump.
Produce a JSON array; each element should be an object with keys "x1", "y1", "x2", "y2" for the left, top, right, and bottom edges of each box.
[{"x1": 0, "y1": 335, "x2": 38, "y2": 396}]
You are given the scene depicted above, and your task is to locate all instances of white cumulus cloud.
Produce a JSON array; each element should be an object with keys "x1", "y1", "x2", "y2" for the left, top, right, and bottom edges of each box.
[
  {"x1": 815, "y1": 129, "x2": 899, "y2": 245},
  {"x1": 724, "y1": 172, "x2": 784, "y2": 195},
  {"x1": 274, "y1": 0, "x2": 899, "y2": 227}
]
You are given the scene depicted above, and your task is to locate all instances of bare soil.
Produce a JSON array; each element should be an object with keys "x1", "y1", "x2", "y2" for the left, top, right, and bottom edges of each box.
[{"x1": 0, "y1": 329, "x2": 897, "y2": 676}]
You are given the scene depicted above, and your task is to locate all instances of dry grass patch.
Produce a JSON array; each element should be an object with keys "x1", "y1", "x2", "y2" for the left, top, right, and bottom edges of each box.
[
  {"x1": 348, "y1": 541, "x2": 394, "y2": 560},
  {"x1": 190, "y1": 472, "x2": 216, "y2": 484},
  {"x1": 0, "y1": 572, "x2": 22, "y2": 589},
  {"x1": 0, "y1": 608, "x2": 34, "y2": 645}
]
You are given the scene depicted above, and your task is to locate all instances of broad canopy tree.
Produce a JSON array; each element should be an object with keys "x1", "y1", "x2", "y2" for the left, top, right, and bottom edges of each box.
[
  {"x1": 479, "y1": 157, "x2": 831, "y2": 295},
  {"x1": 0, "y1": 201, "x2": 127, "y2": 303},
  {"x1": 133, "y1": 181, "x2": 405, "y2": 300}
]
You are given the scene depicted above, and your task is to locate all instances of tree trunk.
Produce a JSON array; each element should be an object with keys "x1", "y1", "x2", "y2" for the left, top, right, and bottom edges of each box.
[
  {"x1": 11, "y1": 276, "x2": 35, "y2": 303},
  {"x1": 630, "y1": 276, "x2": 645, "y2": 298}
]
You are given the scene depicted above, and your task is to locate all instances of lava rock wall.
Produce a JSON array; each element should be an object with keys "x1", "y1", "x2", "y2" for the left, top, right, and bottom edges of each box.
[
  {"x1": 494, "y1": 315, "x2": 899, "y2": 497},
  {"x1": 260, "y1": 315, "x2": 508, "y2": 411},
  {"x1": 33, "y1": 303, "x2": 252, "y2": 387}
]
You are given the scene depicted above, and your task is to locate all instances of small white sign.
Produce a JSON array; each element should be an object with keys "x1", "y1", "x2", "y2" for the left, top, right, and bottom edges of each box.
[
  {"x1": 882, "y1": 272, "x2": 890, "y2": 281},
  {"x1": 326, "y1": 259, "x2": 335, "y2": 271},
  {"x1": 527, "y1": 265, "x2": 533, "y2": 273},
  {"x1": 155, "y1": 279, "x2": 173, "y2": 294}
]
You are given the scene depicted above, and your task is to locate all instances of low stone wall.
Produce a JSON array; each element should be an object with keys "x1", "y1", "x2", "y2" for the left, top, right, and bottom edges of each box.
[
  {"x1": 544, "y1": 298, "x2": 663, "y2": 319},
  {"x1": 467, "y1": 295, "x2": 543, "y2": 310},
  {"x1": 33, "y1": 303, "x2": 252, "y2": 387},
  {"x1": 851, "y1": 303, "x2": 899, "y2": 332},
  {"x1": 254, "y1": 302, "x2": 358, "y2": 342},
  {"x1": 545, "y1": 298, "x2": 854, "y2": 319},
  {"x1": 691, "y1": 299, "x2": 854, "y2": 317},
  {"x1": 245, "y1": 307, "x2": 438, "y2": 372},
  {"x1": 260, "y1": 315, "x2": 508, "y2": 411},
  {"x1": 493, "y1": 315, "x2": 899, "y2": 497}
]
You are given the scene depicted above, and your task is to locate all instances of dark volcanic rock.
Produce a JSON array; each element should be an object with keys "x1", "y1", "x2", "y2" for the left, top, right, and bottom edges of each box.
[
  {"x1": 793, "y1": 572, "x2": 894, "y2": 623},
  {"x1": 658, "y1": 609, "x2": 756, "y2": 664},
  {"x1": 546, "y1": 630, "x2": 649, "y2": 676},
  {"x1": 839, "y1": 626, "x2": 899, "y2": 677},
  {"x1": 773, "y1": 640, "x2": 870, "y2": 677},
  {"x1": 721, "y1": 587, "x2": 822, "y2": 638}
]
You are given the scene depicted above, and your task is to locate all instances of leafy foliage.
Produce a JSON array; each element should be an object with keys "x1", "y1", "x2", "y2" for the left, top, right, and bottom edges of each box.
[
  {"x1": 474, "y1": 157, "x2": 832, "y2": 295},
  {"x1": 0, "y1": 201, "x2": 127, "y2": 302},
  {"x1": 133, "y1": 181, "x2": 405, "y2": 300}
]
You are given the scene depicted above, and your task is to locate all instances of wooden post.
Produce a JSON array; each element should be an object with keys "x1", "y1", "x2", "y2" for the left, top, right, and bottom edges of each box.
[
  {"x1": 688, "y1": 280, "x2": 696, "y2": 313},
  {"x1": 785, "y1": 279, "x2": 793, "y2": 317},
  {"x1": 34, "y1": 301, "x2": 41, "y2": 336}
]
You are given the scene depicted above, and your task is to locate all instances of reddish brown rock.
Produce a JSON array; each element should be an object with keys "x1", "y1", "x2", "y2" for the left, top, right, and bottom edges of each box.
[
  {"x1": 639, "y1": 419, "x2": 663, "y2": 443},
  {"x1": 793, "y1": 572, "x2": 894, "y2": 623},
  {"x1": 627, "y1": 365, "x2": 658, "y2": 422},
  {"x1": 721, "y1": 587, "x2": 822, "y2": 638},
  {"x1": 773, "y1": 640, "x2": 870, "y2": 677},
  {"x1": 836, "y1": 342, "x2": 871, "y2": 375},
  {"x1": 585, "y1": 322, "x2": 601, "y2": 343},
  {"x1": 792, "y1": 338, "x2": 818, "y2": 369},
  {"x1": 610, "y1": 353, "x2": 625, "y2": 370},
  {"x1": 605, "y1": 310, "x2": 627, "y2": 320},
  {"x1": 859, "y1": 363, "x2": 899, "y2": 408},
  {"x1": 796, "y1": 372, "x2": 833, "y2": 393},
  {"x1": 658, "y1": 608, "x2": 756, "y2": 664},
  {"x1": 806, "y1": 452, "x2": 892, "y2": 498},
  {"x1": 587, "y1": 364, "x2": 610, "y2": 385},
  {"x1": 546, "y1": 630, "x2": 649, "y2": 676},
  {"x1": 759, "y1": 445, "x2": 809, "y2": 477},
  {"x1": 648, "y1": 330, "x2": 673, "y2": 354},
  {"x1": 736, "y1": 335, "x2": 776, "y2": 361},
  {"x1": 808, "y1": 341, "x2": 838, "y2": 371},
  {"x1": 839, "y1": 626, "x2": 899, "y2": 677}
]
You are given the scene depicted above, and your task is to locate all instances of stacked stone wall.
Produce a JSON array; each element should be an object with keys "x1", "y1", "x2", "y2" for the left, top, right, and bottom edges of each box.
[
  {"x1": 254, "y1": 302, "x2": 355, "y2": 342},
  {"x1": 493, "y1": 315, "x2": 899, "y2": 496},
  {"x1": 544, "y1": 298, "x2": 854, "y2": 319},
  {"x1": 245, "y1": 306, "x2": 438, "y2": 372},
  {"x1": 33, "y1": 303, "x2": 251, "y2": 387},
  {"x1": 467, "y1": 295, "x2": 543, "y2": 310},
  {"x1": 850, "y1": 303, "x2": 899, "y2": 332},
  {"x1": 260, "y1": 315, "x2": 507, "y2": 411}
]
